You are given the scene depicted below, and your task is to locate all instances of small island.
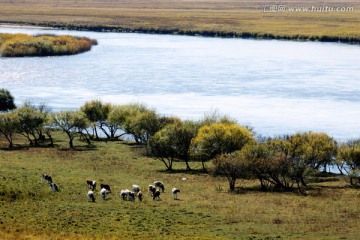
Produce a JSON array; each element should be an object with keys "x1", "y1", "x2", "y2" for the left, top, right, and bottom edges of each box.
[{"x1": 0, "y1": 33, "x2": 97, "y2": 57}]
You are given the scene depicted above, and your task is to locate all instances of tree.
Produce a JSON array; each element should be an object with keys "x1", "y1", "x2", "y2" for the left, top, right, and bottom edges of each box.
[
  {"x1": 241, "y1": 139, "x2": 293, "y2": 190},
  {"x1": 51, "y1": 110, "x2": 90, "y2": 148},
  {"x1": 148, "y1": 121, "x2": 198, "y2": 171},
  {"x1": 108, "y1": 103, "x2": 162, "y2": 144},
  {"x1": 191, "y1": 123, "x2": 254, "y2": 161},
  {"x1": 0, "y1": 88, "x2": 16, "y2": 112},
  {"x1": 80, "y1": 100, "x2": 112, "y2": 139},
  {"x1": 30, "y1": 102, "x2": 53, "y2": 146},
  {"x1": 284, "y1": 132, "x2": 337, "y2": 187},
  {"x1": 148, "y1": 127, "x2": 176, "y2": 171},
  {"x1": 302, "y1": 132, "x2": 337, "y2": 171},
  {"x1": 0, "y1": 112, "x2": 19, "y2": 148},
  {"x1": 130, "y1": 109, "x2": 162, "y2": 144},
  {"x1": 14, "y1": 104, "x2": 50, "y2": 146},
  {"x1": 213, "y1": 152, "x2": 252, "y2": 191},
  {"x1": 240, "y1": 133, "x2": 337, "y2": 191},
  {"x1": 336, "y1": 139, "x2": 360, "y2": 186},
  {"x1": 169, "y1": 121, "x2": 198, "y2": 171}
]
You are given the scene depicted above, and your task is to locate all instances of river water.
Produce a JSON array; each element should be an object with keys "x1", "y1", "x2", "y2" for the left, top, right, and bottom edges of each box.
[{"x1": 0, "y1": 26, "x2": 359, "y2": 141}]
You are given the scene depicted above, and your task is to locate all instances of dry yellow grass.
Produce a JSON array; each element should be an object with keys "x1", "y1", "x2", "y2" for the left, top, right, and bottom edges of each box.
[{"x1": 0, "y1": 0, "x2": 359, "y2": 42}]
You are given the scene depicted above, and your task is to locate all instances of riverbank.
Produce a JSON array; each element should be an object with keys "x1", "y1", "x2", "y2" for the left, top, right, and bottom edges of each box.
[
  {"x1": 2, "y1": 21, "x2": 360, "y2": 45},
  {"x1": 0, "y1": 0, "x2": 359, "y2": 45}
]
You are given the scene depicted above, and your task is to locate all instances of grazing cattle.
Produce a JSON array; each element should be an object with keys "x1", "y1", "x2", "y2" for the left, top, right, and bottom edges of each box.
[
  {"x1": 172, "y1": 188, "x2": 180, "y2": 199},
  {"x1": 88, "y1": 190, "x2": 95, "y2": 202},
  {"x1": 153, "y1": 190, "x2": 161, "y2": 200},
  {"x1": 148, "y1": 185, "x2": 156, "y2": 196},
  {"x1": 132, "y1": 184, "x2": 141, "y2": 194},
  {"x1": 100, "y1": 188, "x2": 107, "y2": 200},
  {"x1": 128, "y1": 191, "x2": 135, "y2": 201},
  {"x1": 86, "y1": 179, "x2": 97, "y2": 191},
  {"x1": 100, "y1": 184, "x2": 111, "y2": 193},
  {"x1": 120, "y1": 189, "x2": 135, "y2": 201},
  {"x1": 49, "y1": 182, "x2": 59, "y2": 192},
  {"x1": 154, "y1": 181, "x2": 165, "y2": 192},
  {"x1": 137, "y1": 191, "x2": 143, "y2": 201},
  {"x1": 120, "y1": 189, "x2": 130, "y2": 200},
  {"x1": 42, "y1": 174, "x2": 53, "y2": 183}
]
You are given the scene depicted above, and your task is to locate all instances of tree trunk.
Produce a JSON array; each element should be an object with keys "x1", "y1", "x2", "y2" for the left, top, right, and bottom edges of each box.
[
  {"x1": 100, "y1": 124, "x2": 111, "y2": 138},
  {"x1": 66, "y1": 131, "x2": 75, "y2": 149},
  {"x1": 80, "y1": 133, "x2": 91, "y2": 146},
  {"x1": 4, "y1": 134, "x2": 13, "y2": 149},
  {"x1": 185, "y1": 157, "x2": 191, "y2": 171},
  {"x1": 169, "y1": 157, "x2": 173, "y2": 171},
  {"x1": 259, "y1": 178, "x2": 267, "y2": 191},
  {"x1": 94, "y1": 127, "x2": 99, "y2": 140},
  {"x1": 48, "y1": 134, "x2": 54, "y2": 147},
  {"x1": 160, "y1": 157, "x2": 173, "y2": 171},
  {"x1": 33, "y1": 134, "x2": 39, "y2": 146},
  {"x1": 185, "y1": 162, "x2": 191, "y2": 171},
  {"x1": 201, "y1": 158, "x2": 207, "y2": 172},
  {"x1": 336, "y1": 165, "x2": 345, "y2": 175},
  {"x1": 229, "y1": 179, "x2": 236, "y2": 191},
  {"x1": 300, "y1": 177, "x2": 307, "y2": 187}
]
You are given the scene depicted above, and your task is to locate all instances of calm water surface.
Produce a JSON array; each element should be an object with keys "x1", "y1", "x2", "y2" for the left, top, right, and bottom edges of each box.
[{"x1": 0, "y1": 27, "x2": 359, "y2": 140}]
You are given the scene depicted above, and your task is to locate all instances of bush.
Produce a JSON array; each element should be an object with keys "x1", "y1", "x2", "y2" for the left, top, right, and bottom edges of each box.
[{"x1": 0, "y1": 88, "x2": 16, "y2": 112}]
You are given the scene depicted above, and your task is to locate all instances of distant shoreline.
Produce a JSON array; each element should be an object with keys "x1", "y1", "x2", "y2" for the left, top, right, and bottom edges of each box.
[
  {"x1": 1, "y1": 21, "x2": 360, "y2": 46},
  {"x1": 0, "y1": 24, "x2": 51, "y2": 29}
]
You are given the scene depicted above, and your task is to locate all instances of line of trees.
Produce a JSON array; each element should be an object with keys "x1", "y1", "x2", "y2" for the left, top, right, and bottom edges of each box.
[{"x1": 0, "y1": 91, "x2": 359, "y2": 190}]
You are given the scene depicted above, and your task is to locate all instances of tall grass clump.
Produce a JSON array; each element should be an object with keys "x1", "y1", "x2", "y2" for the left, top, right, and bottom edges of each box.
[{"x1": 0, "y1": 33, "x2": 97, "y2": 57}]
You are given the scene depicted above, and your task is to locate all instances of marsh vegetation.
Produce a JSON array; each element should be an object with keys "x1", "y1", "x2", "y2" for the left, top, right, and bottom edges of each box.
[{"x1": 0, "y1": 33, "x2": 97, "y2": 57}]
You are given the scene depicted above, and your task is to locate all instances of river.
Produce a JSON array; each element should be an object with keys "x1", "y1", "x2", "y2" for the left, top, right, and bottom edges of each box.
[{"x1": 0, "y1": 26, "x2": 359, "y2": 141}]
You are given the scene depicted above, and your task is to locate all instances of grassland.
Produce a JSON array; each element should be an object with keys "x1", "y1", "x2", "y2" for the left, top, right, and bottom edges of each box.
[
  {"x1": 0, "y1": 0, "x2": 359, "y2": 43},
  {"x1": 0, "y1": 133, "x2": 359, "y2": 239}
]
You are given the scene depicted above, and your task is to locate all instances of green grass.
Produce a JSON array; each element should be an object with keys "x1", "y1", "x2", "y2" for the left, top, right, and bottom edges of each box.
[
  {"x1": 0, "y1": 133, "x2": 359, "y2": 239},
  {"x1": 0, "y1": 0, "x2": 359, "y2": 44}
]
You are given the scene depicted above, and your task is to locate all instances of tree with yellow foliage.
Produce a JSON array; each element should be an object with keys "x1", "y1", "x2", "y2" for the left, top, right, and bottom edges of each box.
[{"x1": 191, "y1": 122, "x2": 254, "y2": 161}]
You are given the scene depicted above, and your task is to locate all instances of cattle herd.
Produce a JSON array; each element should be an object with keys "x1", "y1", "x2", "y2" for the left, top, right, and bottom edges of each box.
[{"x1": 42, "y1": 173, "x2": 182, "y2": 203}]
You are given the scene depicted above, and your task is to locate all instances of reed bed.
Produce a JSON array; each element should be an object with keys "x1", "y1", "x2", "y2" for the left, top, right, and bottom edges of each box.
[{"x1": 0, "y1": 33, "x2": 97, "y2": 57}]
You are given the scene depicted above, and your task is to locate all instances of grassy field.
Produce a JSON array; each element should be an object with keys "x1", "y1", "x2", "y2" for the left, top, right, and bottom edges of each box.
[
  {"x1": 0, "y1": 0, "x2": 359, "y2": 42},
  {"x1": 0, "y1": 133, "x2": 359, "y2": 239}
]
